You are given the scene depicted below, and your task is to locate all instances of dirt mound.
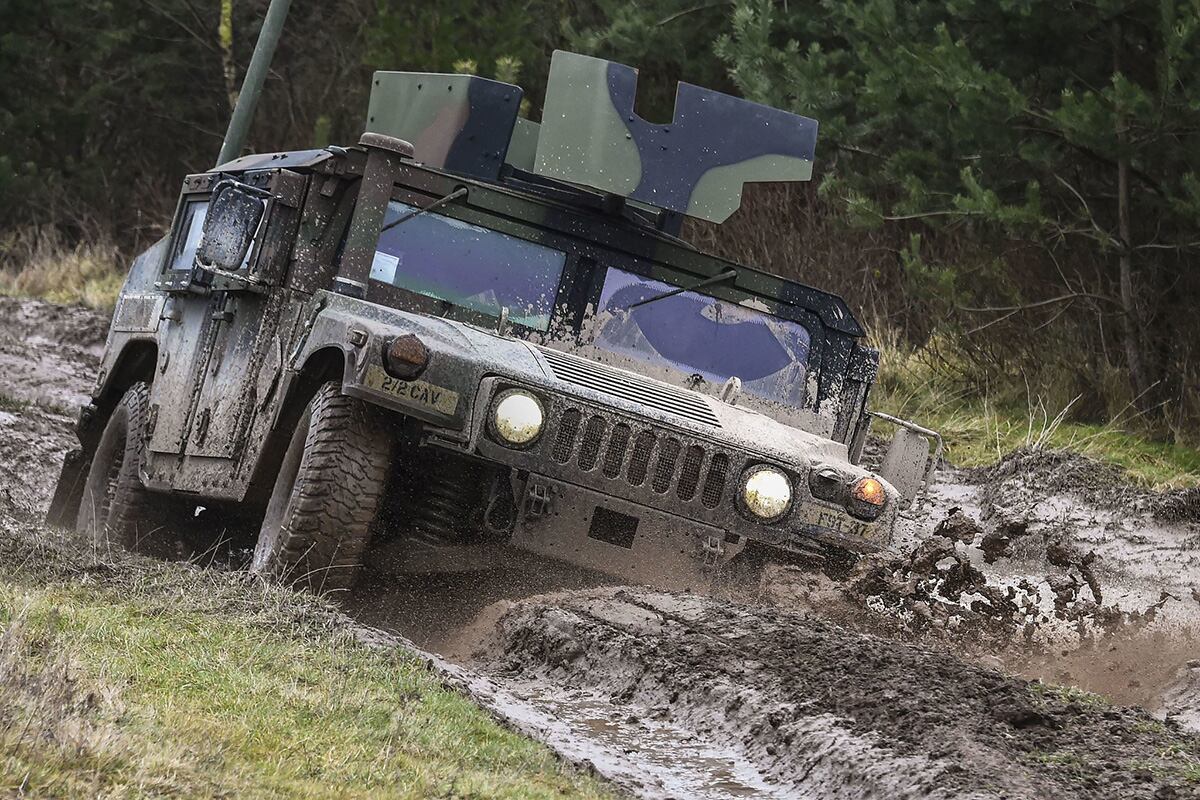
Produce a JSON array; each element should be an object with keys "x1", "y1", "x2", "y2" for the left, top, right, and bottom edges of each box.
[
  {"x1": 0, "y1": 296, "x2": 109, "y2": 349},
  {"x1": 478, "y1": 588, "x2": 1200, "y2": 799},
  {"x1": 0, "y1": 297, "x2": 107, "y2": 412}
]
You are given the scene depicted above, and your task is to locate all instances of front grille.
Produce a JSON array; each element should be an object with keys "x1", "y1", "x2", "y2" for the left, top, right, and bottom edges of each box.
[
  {"x1": 551, "y1": 405, "x2": 731, "y2": 507},
  {"x1": 538, "y1": 346, "x2": 722, "y2": 428}
]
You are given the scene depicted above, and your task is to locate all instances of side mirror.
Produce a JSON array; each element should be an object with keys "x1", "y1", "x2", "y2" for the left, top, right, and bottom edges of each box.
[
  {"x1": 872, "y1": 412, "x2": 942, "y2": 511},
  {"x1": 196, "y1": 182, "x2": 266, "y2": 272}
]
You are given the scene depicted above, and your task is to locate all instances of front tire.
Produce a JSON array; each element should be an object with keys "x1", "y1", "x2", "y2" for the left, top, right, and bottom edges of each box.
[
  {"x1": 75, "y1": 382, "x2": 172, "y2": 556},
  {"x1": 251, "y1": 382, "x2": 394, "y2": 593}
]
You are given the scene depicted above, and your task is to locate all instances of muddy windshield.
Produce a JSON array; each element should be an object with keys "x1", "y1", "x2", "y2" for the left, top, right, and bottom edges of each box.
[
  {"x1": 370, "y1": 201, "x2": 566, "y2": 330},
  {"x1": 586, "y1": 267, "x2": 811, "y2": 408}
]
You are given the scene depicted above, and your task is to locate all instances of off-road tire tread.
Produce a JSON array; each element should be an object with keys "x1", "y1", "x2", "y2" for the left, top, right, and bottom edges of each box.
[
  {"x1": 262, "y1": 382, "x2": 393, "y2": 592},
  {"x1": 76, "y1": 381, "x2": 162, "y2": 554}
]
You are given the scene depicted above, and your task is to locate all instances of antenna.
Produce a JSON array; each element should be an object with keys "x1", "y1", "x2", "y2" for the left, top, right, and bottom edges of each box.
[{"x1": 216, "y1": 0, "x2": 293, "y2": 166}]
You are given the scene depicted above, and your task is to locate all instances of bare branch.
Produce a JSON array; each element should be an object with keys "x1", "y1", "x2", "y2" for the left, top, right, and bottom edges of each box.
[{"x1": 960, "y1": 292, "x2": 1122, "y2": 314}]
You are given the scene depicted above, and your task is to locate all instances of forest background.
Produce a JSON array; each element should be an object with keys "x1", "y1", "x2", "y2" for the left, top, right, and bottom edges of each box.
[{"x1": 2, "y1": 0, "x2": 1198, "y2": 464}]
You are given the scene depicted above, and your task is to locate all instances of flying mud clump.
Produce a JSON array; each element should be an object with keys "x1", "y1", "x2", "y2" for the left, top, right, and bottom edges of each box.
[{"x1": 844, "y1": 505, "x2": 1175, "y2": 654}]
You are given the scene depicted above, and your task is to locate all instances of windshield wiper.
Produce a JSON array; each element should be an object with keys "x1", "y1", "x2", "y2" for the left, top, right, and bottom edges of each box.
[
  {"x1": 626, "y1": 269, "x2": 738, "y2": 310},
  {"x1": 379, "y1": 187, "x2": 468, "y2": 234}
]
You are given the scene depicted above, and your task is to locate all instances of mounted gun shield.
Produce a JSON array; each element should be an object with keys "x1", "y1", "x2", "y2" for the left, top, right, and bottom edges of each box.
[{"x1": 533, "y1": 50, "x2": 818, "y2": 223}]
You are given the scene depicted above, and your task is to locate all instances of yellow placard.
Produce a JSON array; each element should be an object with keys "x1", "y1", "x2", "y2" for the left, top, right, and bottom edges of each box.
[
  {"x1": 364, "y1": 366, "x2": 459, "y2": 416},
  {"x1": 793, "y1": 502, "x2": 886, "y2": 543}
]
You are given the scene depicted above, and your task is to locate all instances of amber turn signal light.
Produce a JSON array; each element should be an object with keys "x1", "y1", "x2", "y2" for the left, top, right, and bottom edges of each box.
[
  {"x1": 851, "y1": 477, "x2": 886, "y2": 506},
  {"x1": 383, "y1": 333, "x2": 430, "y2": 380}
]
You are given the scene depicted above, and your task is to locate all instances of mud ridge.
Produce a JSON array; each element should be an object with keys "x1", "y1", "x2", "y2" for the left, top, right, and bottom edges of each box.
[{"x1": 475, "y1": 587, "x2": 1200, "y2": 799}]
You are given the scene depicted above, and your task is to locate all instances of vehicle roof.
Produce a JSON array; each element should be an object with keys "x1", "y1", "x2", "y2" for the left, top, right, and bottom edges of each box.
[{"x1": 208, "y1": 145, "x2": 864, "y2": 338}]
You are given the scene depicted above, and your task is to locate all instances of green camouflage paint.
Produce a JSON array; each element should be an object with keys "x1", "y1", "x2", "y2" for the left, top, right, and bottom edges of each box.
[
  {"x1": 532, "y1": 51, "x2": 818, "y2": 223},
  {"x1": 366, "y1": 51, "x2": 818, "y2": 223},
  {"x1": 367, "y1": 72, "x2": 522, "y2": 180}
]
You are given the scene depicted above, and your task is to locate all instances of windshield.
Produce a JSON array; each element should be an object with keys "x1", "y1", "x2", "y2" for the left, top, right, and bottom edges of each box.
[
  {"x1": 370, "y1": 201, "x2": 567, "y2": 330},
  {"x1": 587, "y1": 267, "x2": 812, "y2": 407}
]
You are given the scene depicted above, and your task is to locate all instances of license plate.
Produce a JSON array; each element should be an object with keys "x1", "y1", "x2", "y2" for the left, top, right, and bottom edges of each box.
[
  {"x1": 794, "y1": 502, "x2": 883, "y2": 542},
  {"x1": 364, "y1": 366, "x2": 459, "y2": 416}
]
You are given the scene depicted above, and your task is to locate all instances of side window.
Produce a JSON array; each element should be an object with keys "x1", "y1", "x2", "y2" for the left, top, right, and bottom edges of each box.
[{"x1": 167, "y1": 201, "x2": 210, "y2": 271}]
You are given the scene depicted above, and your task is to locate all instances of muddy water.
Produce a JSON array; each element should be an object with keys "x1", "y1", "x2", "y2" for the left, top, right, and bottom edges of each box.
[{"x1": 4, "y1": 297, "x2": 1200, "y2": 799}]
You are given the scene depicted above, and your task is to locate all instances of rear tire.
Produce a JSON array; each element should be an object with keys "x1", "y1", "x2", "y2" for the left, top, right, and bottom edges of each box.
[
  {"x1": 251, "y1": 382, "x2": 394, "y2": 593},
  {"x1": 74, "y1": 382, "x2": 175, "y2": 557}
]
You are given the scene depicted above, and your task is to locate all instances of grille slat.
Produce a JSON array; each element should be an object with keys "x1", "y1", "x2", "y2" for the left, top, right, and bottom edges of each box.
[
  {"x1": 539, "y1": 347, "x2": 721, "y2": 427},
  {"x1": 603, "y1": 423, "x2": 632, "y2": 478},
  {"x1": 701, "y1": 453, "x2": 731, "y2": 508},
  {"x1": 552, "y1": 408, "x2": 583, "y2": 463},
  {"x1": 627, "y1": 431, "x2": 656, "y2": 486},
  {"x1": 676, "y1": 445, "x2": 705, "y2": 501},
  {"x1": 652, "y1": 438, "x2": 682, "y2": 494},
  {"x1": 577, "y1": 416, "x2": 608, "y2": 471}
]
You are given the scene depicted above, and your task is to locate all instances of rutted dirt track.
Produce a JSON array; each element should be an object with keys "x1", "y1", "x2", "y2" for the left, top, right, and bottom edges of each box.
[{"x1": 3, "y1": 296, "x2": 1200, "y2": 798}]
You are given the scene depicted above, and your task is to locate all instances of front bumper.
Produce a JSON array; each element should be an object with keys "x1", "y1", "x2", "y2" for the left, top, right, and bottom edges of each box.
[{"x1": 469, "y1": 378, "x2": 895, "y2": 559}]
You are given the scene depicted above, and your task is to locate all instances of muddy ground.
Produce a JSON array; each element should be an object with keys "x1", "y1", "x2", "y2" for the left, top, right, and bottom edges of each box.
[{"x1": 2, "y1": 295, "x2": 1199, "y2": 798}]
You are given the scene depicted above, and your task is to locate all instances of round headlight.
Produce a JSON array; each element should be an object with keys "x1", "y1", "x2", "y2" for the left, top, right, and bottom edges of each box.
[
  {"x1": 741, "y1": 467, "x2": 793, "y2": 521},
  {"x1": 492, "y1": 391, "x2": 544, "y2": 446}
]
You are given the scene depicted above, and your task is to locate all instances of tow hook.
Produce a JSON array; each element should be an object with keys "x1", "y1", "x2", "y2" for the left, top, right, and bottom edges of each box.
[
  {"x1": 526, "y1": 479, "x2": 554, "y2": 517},
  {"x1": 701, "y1": 533, "x2": 724, "y2": 566}
]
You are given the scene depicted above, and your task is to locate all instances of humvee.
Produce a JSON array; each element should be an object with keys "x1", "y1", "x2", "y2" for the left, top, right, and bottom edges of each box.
[{"x1": 47, "y1": 50, "x2": 939, "y2": 591}]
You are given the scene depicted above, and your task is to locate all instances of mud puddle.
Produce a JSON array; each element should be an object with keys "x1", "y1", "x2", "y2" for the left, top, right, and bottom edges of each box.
[{"x1": 476, "y1": 681, "x2": 792, "y2": 799}]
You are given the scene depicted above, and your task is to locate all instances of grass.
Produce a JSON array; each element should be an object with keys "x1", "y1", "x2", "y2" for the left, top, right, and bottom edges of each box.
[
  {"x1": 868, "y1": 328, "x2": 1200, "y2": 489},
  {"x1": 0, "y1": 228, "x2": 125, "y2": 311},
  {"x1": 0, "y1": 518, "x2": 614, "y2": 799},
  {"x1": 1028, "y1": 682, "x2": 1108, "y2": 709},
  {"x1": 0, "y1": 392, "x2": 29, "y2": 413}
]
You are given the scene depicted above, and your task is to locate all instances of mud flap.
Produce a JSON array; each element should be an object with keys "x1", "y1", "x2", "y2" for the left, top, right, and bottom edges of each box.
[{"x1": 44, "y1": 447, "x2": 91, "y2": 528}]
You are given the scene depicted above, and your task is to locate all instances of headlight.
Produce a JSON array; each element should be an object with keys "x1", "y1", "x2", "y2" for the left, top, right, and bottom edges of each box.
[
  {"x1": 491, "y1": 390, "x2": 544, "y2": 446},
  {"x1": 848, "y1": 476, "x2": 887, "y2": 520},
  {"x1": 741, "y1": 466, "x2": 793, "y2": 521}
]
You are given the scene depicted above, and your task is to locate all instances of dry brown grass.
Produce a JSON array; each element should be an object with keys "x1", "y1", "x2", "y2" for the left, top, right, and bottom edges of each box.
[{"x1": 0, "y1": 227, "x2": 125, "y2": 312}]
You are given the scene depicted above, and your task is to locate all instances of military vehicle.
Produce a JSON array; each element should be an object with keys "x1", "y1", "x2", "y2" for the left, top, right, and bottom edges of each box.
[{"x1": 47, "y1": 48, "x2": 940, "y2": 591}]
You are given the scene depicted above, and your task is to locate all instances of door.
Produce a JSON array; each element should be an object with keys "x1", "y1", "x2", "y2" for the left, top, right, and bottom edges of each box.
[{"x1": 148, "y1": 197, "x2": 220, "y2": 456}]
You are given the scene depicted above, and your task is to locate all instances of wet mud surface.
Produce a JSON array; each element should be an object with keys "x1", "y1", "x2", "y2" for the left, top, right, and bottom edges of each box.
[{"x1": 3, "y1": 297, "x2": 1200, "y2": 798}]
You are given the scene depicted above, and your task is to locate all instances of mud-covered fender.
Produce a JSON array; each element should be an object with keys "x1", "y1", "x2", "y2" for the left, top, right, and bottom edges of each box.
[
  {"x1": 284, "y1": 291, "x2": 546, "y2": 438},
  {"x1": 46, "y1": 241, "x2": 169, "y2": 529}
]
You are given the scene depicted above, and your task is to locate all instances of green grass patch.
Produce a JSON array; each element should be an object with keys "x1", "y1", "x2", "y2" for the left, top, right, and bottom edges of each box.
[
  {"x1": 0, "y1": 393, "x2": 29, "y2": 413},
  {"x1": 869, "y1": 330, "x2": 1200, "y2": 489},
  {"x1": 1028, "y1": 682, "x2": 1108, "y2": 709},
  {"x1": 0, "y1": 523, "x2": 613, "y2": 799}
]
